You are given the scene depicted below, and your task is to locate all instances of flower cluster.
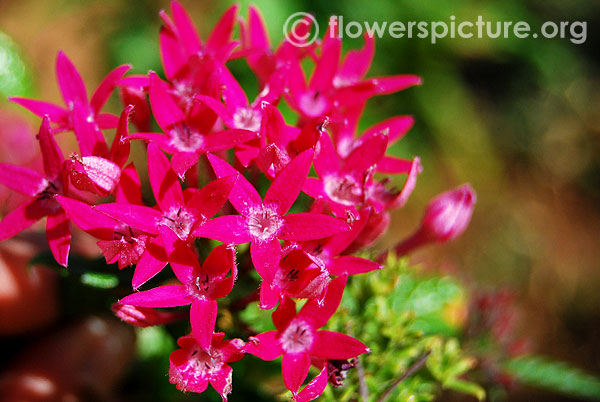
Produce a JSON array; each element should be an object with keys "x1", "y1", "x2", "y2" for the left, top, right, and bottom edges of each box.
[{"x1": 0, "y1": 2, "x2": 475, "y2": 401}]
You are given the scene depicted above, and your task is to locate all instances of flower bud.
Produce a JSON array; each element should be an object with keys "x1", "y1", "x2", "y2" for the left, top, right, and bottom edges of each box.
[
  {"x1": 388, "y1": 184, "x2": 476, "y2": 257},
  {"x1": 420, "y1": 183, "x2": 476, "y2": 243},
  {"x1": 111, "y1": 303, "x2": 186, "y2": 328}
]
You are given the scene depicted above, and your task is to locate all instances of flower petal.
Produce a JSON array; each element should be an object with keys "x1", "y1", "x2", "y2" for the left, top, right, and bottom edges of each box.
[
  {"x1": 272, "y1": 297, "x2": 296, "y2": 331},
  {"x1": 311, "y1": 330, "x2": 369, "y2": 359},
  {"x1": 116, "y1": 163, "x2": 143, "y2": 205},
  {"x1": 46, "y1": 209, "x2": 71, "y2": 267},
  {"x1": 186, "y1": 176, "x2": 236, "y2": 221},
  {"x1": 119, "y1": 285, "x2": 191, "y2": 307},
  {"x1": 193, "y1": 215, "x2": 251, "y2": 244},
  {"x1": 94, "y1": 203, "x2": 161, "y2": 234},
  {"x1": 265, "y1": 148, "x2": 313, "y2": 215},
  {"x1": 250, "y1": 238, "x2": 281, "y2": 283},
  {"x1": 327, "y1": 255, "x2": 382, "y2": 276},
  {"x1": 209, "y1": 365, "x2": 233, "y2": 401},
  {"x1": 0, "y1": 163, "x2": 47, "y2": 197},
  {"x1": 299, "y1": 274, "x2": 347, "y2": 328},
  {"x1": 0, "y1": 199, "x2": 47, "y2": 242},
  {"x1": 282, "y1": 352, "x2": 310, "y2": 393},
  {"x1": 90, "y1": 64, "x2": 131, "y2": 114},
  {"x1": 56, "y1": 195, "x2": 115, "y2": 239},
  {"x1": 132, "y1": 237, "x2": 168, "y2": 290},
  {"x1": 364, "y1": 115, "x2": 414, "y2": 144},
  {"x1": 8, "y1": 97, "x2": 68, "y2": 123},
  {"x1": 293, "y1": 366, "x2": 328, "y2": 402},
  {"x1": 110, "y1": 104, "x2": 133, "y2": 167},
  {"x1": 37, "y1": 116, "x2": 64, "y2": 180},
  {"x1": 56, "y1": 51, "x2": 88, "y2": 106},
  {"x1": 147, "y1": 142, "x2": 184, "y2": 211},
  {"x1": 203, "y1": 243, "x2": 235, "y2": 278},
  {"x1": 343, "y1": 130, "x2": 388, "y2": 174},
  {"x1": 281, "y1": 213, "x2": 349, "y2": 241},
  {"x1": 245, "y1": 330, "x2": 282, "y2": 361},
  {"x1": 206, "y1": 153, "x2": 261, "y2": 215},
  {"x1": 148, "y1": 71, "x2": 185, "y2": 131},
  {"x1": 191, "y1": 298, "x2": 218, "y2": 349}
]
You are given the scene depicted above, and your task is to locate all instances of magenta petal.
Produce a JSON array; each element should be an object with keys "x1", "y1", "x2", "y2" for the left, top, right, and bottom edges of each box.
[
  {"x1": 281, "y1": 213, "x2": 349, "y2": 241},
  {"x1": 264, "y1": 149, "x2": 313, "y2": 215},
  {"x1": 132, "y1": 237, "x2": 168, "y2": 290},
  {"x1": 301, "y1": 178, "x2": 326, "y2": 200},
  {"x1": 272, "y1": 297, "x2": 297, "y2": 331},
  {"x1": 209, "y1": 365, "x2": 234, "y2": 401},
  {"x1": 148, "y1": 72, "x2": 185, "y2": 130},
  {"x1": 171, "y1": 151, "x2": 198, "y2": 180},
  {"x1": 309, "y1": 35, "x2": 340, "y2": 92},
  {"x1": 193, "y1": 215, "x2": 251, "y2": 244},
  {"x1": 191, "y1": 299, "x2": 218, "y2": 349},
  {"x1": 37, "y1": 116, "x2": 64, "y2": 180},
  {"x1": 294, "y1": 366, "x2": 328, "y2": 402},
  {"x1": 311, "y1": 330, "x2": 369, "y2": 359},
  {"x1": 203, "y1": 243, "x2": 235, "y2": 278},
  {"x1": 250, "y1": 239, "x2": 281, "y2": 283},
  {"x1": 97, "y1": 113, "x2": 120, "y2": 129},
  {"x1": 343, "y1": 130, "x2": 388, "y2": 174},
  {"x1": 387, "y1": 156, "x2": 422, "y2": 209},
  {"x1": 169, "y1": 349, "x2": 209, "y2": 393},
  {"x1": 158, "y1": 226, "x2": 195, "y2": 284},
  {"x1": 56, "y1": 51, "x2": 88, "y2": 105},
  {"x1": 170, "y1": 0, "x2": 201, "y2": 54},
  {"x1": 372, "y1": 74, "x2": 422, "y2": 94},
  {"x1": 282, "y1": 352, "x2": 311, "y2": 393},
  {"x1": 9, "y1": 97, "x2": 68, "y2": 123},
  {"x1": 206, "y1": 5, "x2": 238, "y2": 59},
  {"x1": 328, "y1": 255, "x2": 382, "y2": 276},
  {"x1": 245, "y1": 330, "x2": 282, "y2": 361},
  {"x1": 300, "y1": 274, "x2": 347, "y2": 329},
  {"x1": 147, "y1": 142, "x2": 184, "y2": 211},
  {"x1": 313, "y1": 131, "x2": 340, "y2": 177},
  {"x1": 338, "y1": 33, "x2": 374, "y2": 82},
  {"x1": 206, "y1": 153, "x2": 261, "y2": 215},
  {"x1": 376, "y1": 156, "x2": 413, "y2": 174},
  {"x1": 194, "y1": 94, "x2": 234, "y2": 126},
  {"x1": 71, "y1": 103, "x2": 109, "y2": 157},
  {"x1": 116, "y1": 163, "x2": 143, "y2": 205},
  {"x1": 364, "y1": 115, "x2": 414, "y2": 144},
  {"x1": 110, "y1": 105, "x2": 133, "y2": 167},
  {"x1": 56, "y1": 195, "x2": 115, "y2": 240},
  {"x1": 0, "y1": 199, "x2": 47, "y2": 242},
  {"x1": 259, "y1": 281, "x2": 281, "y2": 310},
  {"x1": 186, "y1": 176, "x2": 236, "y2": 220},
  {"x1": 0, "y1": 163, "x2": 47, "y2": 197},
  {"x1": 94, "y1": 203, "x2": 161, "y2": 234},
  {"x1": 203, "y1": 129, "x2": 257, "y2": 152},
  {"x1": 120, "y1": 285, "x2": 191, "y2": 307},
  {"x1": 46, "y1": 209, "x2": 71, "y2": 267},
  {"x1": 90, "y1": 64, "x2": 131, "y2": 114}
]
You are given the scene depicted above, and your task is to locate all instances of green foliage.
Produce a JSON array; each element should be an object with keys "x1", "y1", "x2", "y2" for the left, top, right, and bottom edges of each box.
[
  {"x1": 0, "y1": 32, "x2": 33, "y2": 99},
  {"x1": 505, "y1": 356, "x2": 600, "y2": 400},
  {"x1": 323, "y1": 254, "x2": 484, "y2": 401}
]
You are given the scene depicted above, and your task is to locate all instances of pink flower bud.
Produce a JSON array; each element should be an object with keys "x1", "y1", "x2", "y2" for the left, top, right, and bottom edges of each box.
[
  {"x1": 111, "y1": 303, "x2": 186, "y2": 328},
  {"x1": 420, "y1": 183, "x2": 476, "y2": 243},
  {"x1": 387, "y1": 184, "x2": 476, "y2": 257}
]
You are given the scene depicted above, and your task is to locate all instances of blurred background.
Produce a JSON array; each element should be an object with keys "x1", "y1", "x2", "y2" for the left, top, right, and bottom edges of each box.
[{"x1": 0, "y1": 0, "x2": 598, "y2": 400}]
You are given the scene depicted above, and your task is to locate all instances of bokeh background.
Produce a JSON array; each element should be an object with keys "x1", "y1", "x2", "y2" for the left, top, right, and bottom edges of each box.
[{"x1": 0, "y1": 0, "x2": 598, "y2": 400}]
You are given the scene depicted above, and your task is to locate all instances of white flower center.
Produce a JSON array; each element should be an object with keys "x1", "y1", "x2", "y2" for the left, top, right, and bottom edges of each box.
[
  {"x1": 298, "y1": 91, "x2": 329, "y2": 118},
  {"x1": 280, "y1": 319, "x2": 314, "y2": 354},
  {"x1": 158, "y1": 206, "x2": 195, "y2": 240},
  {"x1": 323, "y1": 174, "x2": 363, "y2": 206},
  {"x1": 246, "y1": 205, "x2": 283, "y2": 241},
  {"x1": 233, "y1": 107, "x2": 261, "y2": 132},
  {"x1": 169, "y1": 123, "x2": 204, "y2": 153}
]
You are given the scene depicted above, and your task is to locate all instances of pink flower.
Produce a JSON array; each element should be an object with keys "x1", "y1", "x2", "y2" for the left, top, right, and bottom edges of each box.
[
  {"x1": 95, "y1": 143, "x2": 236, "y2": 288},
  {"x1": 128, "y1": 72, "x2": 256, "y2": 178},
  {"x1": 391, "y1": 183, "x2": 477, "y2": 256},
  {"x1": 195, "y1": 149, "x2": 349, "y2": 292},
  {"x1": 11, "y1": 52, "x2": 130, "y2": 157},
  {"x1": 245, "y1": 275, "x2": 369, "y2": 400},
  {"x1": 118, "y1": 239, "x2": 236, "y2": 349},
  {"x1": 0, "y1": 117, "x2": 71, "y2": 266},
  {"x1": 169, "y1": 333, "x2": 245, "y2": 401}
]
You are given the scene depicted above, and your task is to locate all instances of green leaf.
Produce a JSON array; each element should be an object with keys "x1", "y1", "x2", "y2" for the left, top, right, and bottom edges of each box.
[
  {"x1": 136, "y1": 326, "x2": 175, "y2": 360},
  {"x1": 505, "y1": 356, "x2": 600, "y2": 400},
  {"x1": 80, "y1": 272, "x2": 119, "y2": 289},
  {"x1": 0, "y1": 32, "x2": 33, "y2": 98}
]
